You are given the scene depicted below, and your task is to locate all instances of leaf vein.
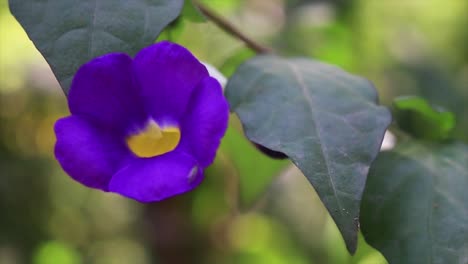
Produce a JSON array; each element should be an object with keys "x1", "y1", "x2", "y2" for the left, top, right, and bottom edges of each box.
[{"x1": 285, "y1": 61, "x2": 345, "y2": 217}]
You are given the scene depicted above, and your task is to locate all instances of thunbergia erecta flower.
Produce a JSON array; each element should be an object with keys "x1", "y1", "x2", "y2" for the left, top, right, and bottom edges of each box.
[{"x1": 54, "y1": 41, "x2": 229, "y2": 202}]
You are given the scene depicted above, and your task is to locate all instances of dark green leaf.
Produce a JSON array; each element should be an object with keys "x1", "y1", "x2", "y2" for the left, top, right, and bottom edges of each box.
[
  {"x1": 9, "y1": 0, "x2": 184, "y2": 94},
  {"x1": 361, "y1": 141, "x2": 468, "y2": 264},
  {"x1": 393, "y1": 96, "x2": 456, "y2": 141},
  {"x1": 225, "y1": 55, "x2": 391, "y2": 253}
]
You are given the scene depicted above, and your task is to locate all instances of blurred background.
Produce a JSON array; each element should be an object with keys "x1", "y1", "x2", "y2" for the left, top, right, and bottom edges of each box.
[{"x1": 1, "y1": 0, "x2": 467, "y2": 263}]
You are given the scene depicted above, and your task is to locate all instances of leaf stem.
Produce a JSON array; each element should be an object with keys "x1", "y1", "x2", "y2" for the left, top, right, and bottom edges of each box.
[{"x1": 192, "y1": 1, "x2": 273, "y2": 54}]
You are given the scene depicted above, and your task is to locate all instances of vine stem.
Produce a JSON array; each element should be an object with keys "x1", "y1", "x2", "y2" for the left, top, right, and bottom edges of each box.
[{"x1": 192, "y1": 1, "x2": 273, "y2": 54}]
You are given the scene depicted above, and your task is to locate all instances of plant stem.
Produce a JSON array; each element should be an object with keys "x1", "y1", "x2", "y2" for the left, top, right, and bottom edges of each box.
[{"x1": 192, "y1": 1, "x2": 273, "y2": 54}]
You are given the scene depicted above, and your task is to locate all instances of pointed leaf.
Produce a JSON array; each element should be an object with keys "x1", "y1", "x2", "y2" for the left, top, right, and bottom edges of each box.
[
  {"x1": 361, "y1": 141, "x2": 468, "y2": 264},
  {"x1": 9, "y1": 0, "x2": 184, "y2": 94},
  {"x1": 225, "y1": 55, "x2": 391, "y2": 253},
  {"x1": 393, "y1": 96, "x2": 456, "y2": 141}
]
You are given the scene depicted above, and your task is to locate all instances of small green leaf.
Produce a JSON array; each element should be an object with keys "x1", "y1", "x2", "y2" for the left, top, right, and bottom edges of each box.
[
  {"x1": 225, "y1": 55, "x2": 391, "y2": 253},
  {"x1": 9, "y1": 0, "x2": 184, "y2": 94},
  {"x1": 361, "y1": 141, "x2": 468, "y2": 264},
  {"x1": 393, "y1": 96, "x2": 456, "y2": 141}
]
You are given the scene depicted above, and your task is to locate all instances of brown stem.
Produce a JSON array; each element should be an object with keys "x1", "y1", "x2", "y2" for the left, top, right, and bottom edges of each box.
[{"x1": 193, "y1": 1, "x2": 273, "y2": 54}]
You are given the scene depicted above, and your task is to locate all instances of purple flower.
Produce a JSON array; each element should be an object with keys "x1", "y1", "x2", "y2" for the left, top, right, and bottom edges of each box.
[{"x1": 54, "y1": 41, "x2": 229, "y2": 202}]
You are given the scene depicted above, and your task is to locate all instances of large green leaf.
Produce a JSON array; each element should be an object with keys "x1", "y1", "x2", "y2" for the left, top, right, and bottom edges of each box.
[
  {"x1": 225, "y1": 55, "x2": 391, "y2": 253},
  {"x1": 361, "y1": 141, "x2": 468, "y2": 264},
  {"x1": 9, "y1": 0, "x2": 184, "y2": 94},
  {"x1": 393, "y1": 96, "x2": 456, "y2": 141}
]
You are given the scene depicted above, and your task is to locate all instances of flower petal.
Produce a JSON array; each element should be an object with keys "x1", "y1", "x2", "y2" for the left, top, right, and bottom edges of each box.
[
  {"x1": 54, "y1": 115, "x2": 130, "y2": 191},
  {"x1": 132, "y1": 41, "x2": 209, "y2": 123},
  {"x1": 68, "y1": 53, "x2": 146, "y2": 132},
  {"x1": 108, "y1": 151, "x2": 202, "y2": 202},
  {"x1": 179, "y1": 77, "x2": 229, "y2": 167}
]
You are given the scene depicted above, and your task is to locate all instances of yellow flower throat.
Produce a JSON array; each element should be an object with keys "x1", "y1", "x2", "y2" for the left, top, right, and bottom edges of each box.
[{"x1": 126, "y1": 120, "x2": 181, "y2": 158}]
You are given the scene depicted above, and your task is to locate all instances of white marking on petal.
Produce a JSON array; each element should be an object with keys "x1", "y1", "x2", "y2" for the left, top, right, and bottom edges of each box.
[{"x1": 188, "y1": 166, "x2": 199, "y2": 183}]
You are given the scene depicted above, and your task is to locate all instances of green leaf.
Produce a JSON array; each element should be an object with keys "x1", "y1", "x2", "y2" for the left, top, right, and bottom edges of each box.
[
  {"x1": 393, "y1": 96, "x2": 456, "y2": 141},
  {"x1": 361, "y1": 141, "x2": 468, "y2": 264},
  {"x1": 9, "y1": 0, "x2": 184, "y2": 94},
  {"x1": 225, "y1": 55, "x2": 391, "y2": 253}
]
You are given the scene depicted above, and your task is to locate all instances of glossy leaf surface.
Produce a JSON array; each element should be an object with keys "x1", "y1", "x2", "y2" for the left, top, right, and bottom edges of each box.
[
  {"x1": 226, "y1": 55, "x2": 391, "y2": 253},
  {"x1": 361, "y1": 141, "x2": 468, "y2": 264},
  {"x1": 9, "y1": 0, "x2": 184, "y2": 93}
]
